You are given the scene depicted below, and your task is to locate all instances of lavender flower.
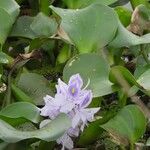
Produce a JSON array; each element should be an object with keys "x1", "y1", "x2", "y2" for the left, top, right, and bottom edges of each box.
[{"x1": 40, "y1": 74, "x2": 100, "y2": 150}]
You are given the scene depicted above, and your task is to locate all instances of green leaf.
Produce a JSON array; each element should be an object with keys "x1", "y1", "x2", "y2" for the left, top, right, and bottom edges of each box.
[
  {"x1": 10, "y1": 13, "x2": 57, "y2": 39},
  {"x1": 0, "y1": 0, "x2": 20, "y2": 20},
  {"x1": 10, "y1": 16, "x2": 36, "y2": 39},
  {"x1": 78, "y1": 109, "x2": 117, "y2": 146},
  {"x1": 11, "y1": 84, "x2": 34, "y2": 103},
  {"x1": 146, "y1": 137, "x2": 150, "y2": 146},
  {"x1": 101, "y1": 105, "x2": 146, "y2": 145},
  {"x1": 56, "y1": 44, "x2": 71, "y2": 64},
  {"x1": 63, "y1": 0, "x2": 118, "y2": 9},
  {"x1": 0, "y1": 0, "x2": 20, "y2": 45},
  {"x1": 0, "y1": 52, "x2": 9, "y2": 64},
  {"x1": 0, "y1": 102, "x2": 40, "y2": 123},
  {"x1": 115, "y1": 6, "x2": 132, "y2": 27},
  {"x1": 137, "y1": 68, "x2": 150, "y2": 91},
  {"x1": 50, "y1": 3, "x2": 118, "y2": 53},
  {"x1": 63, "y1": 54, "x2": 113, "y2": 97},
  {"x1": 0, "y1": 9, "x2": 13, "y2": 46},
  {"x1": 130, "y1": 0, "x2": 150, "y2": 9},
  {"x1": 109, "y1": 21, "x2": 150, "y2": 48},
  {"x1": 109, "y1": 66, "x2": 140, "y2": 87},
  {"x1": 134, "y1": 64, "x2": 150, "y2": 79},
  {"x1": 0, "y1": 114, "x2": 71, "y2": 143},
  {"x1": 17, "y1": 73, "x2": 53, "y2": 105},
  {"x1": 30, "y1": 12, "x2": 57, "y2": 37}
]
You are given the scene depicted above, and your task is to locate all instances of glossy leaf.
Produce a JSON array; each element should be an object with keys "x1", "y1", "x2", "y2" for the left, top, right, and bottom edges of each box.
[
  {"x1": 11, "y1": 84, "x2": 34, "y2": 103},
  {"x1": 109, "y1": 66, "x2": 140, "y2": 87},
  {"x1": 130, "y1": 0, "x2": 150, "y2": 9},
  {"x1": 10, "y1": 13, "x2": 57, "y2": 39},
  {"x1": 115, "y1": 6, "x2": 132, "y2": 27},
  {"x1": 0, "y1": 114, "x2": 71, "y2": 143},
  {"x1": 10, "y1": 16, "x2": 36, "y2": 39},
  {"x1": 50, "y1": 3, "x2": 118, "y2": 53},
  {"x1": 109, "y1": 21, "x2": 150, "y2": 48},
  {"x1": 17, "y1": 73, "x2": 53, "y2": 105},
  {"x1": 101, "y1": 105, "x2": 146, "y2": 145},
  {"x1": 137, "y1": 68, "x2": 150, "y2": 91},
  {"x1": 63, "y1": 54, "x2": 113, "y2": 97},
  {"x1": 0, "y1": 102, "x2": 40, "y2": 123},
  {"x1": 0, "y1": 0, "x2": 20, "y2": 20},
  {"x1": 0, "y1": 0, "x2": 20, "y2": 45},
  {"x1": 30, "y1": 12, "x2": 57, "y2": 37}
]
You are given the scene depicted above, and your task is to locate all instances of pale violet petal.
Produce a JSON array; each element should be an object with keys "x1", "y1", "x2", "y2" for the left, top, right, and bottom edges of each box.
[
  {"x1": 68, "y1": 74, "x2": 83, "y2": 89},
  {"x1": 82, "y1": 107, "x2": 100, "y2": 122},
  {"x1": 72, "y1": 112, "x2": 81, "y2": 128},
  {"x1": 57, "y1": 133, "x2": 74, "y2": 150},
  {"x1": 60, "y1": 102, "x2": 75, "y2": 113},
  {"x1": 68, "y1": 127, "x2": 80, "y2": 137},
  {"x1": 43, "y1": 95, "x2": 54, "y2": 102},
  {"x1": 80, "y1": 90, "x2": 93, "y2": 108},
  {"x1": 56, "y1": 78, "x2": 68, "y2": 95},
  {"x1": 54, "y1": 94, "x2": 67, "y2": 106}
]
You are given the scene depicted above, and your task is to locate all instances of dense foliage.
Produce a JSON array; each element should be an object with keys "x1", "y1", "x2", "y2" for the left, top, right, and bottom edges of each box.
[{"x1": 0, "y1": 0, "x2": 150, "y2": 149}]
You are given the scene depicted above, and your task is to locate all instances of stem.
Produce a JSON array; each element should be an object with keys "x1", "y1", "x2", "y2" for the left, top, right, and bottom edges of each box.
[
  {"x1": 39, "y1": 0, "x2": 50, "y2": 15},
  {"x1": 130, "y1": 143, "x2": 134, "y2": 150},
  {"x1": 112, "y1": 69, "x2": 150, "y2": 119}
]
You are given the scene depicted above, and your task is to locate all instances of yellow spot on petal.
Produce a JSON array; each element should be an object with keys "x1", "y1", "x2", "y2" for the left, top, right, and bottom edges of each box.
[{"x1": 71, "y1": 88, "x2": 75, "y2": 94}]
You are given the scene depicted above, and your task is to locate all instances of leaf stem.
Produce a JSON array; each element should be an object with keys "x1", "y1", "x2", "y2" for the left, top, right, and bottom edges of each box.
[{"x1": 130, "y1": 143, "x2": 134, "y2": 150}]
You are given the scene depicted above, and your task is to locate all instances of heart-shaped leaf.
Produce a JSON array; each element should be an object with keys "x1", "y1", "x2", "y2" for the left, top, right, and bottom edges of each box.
[
  {"x1": 0, "y1": 114, "x2": 71, "y2": 143},
  {"x1": 63, "y1": 54, "x2": 113, "y2": 97},
  {"x1": 0, "y1": 102, "x2": 41, "y2": 123},
  {"x1": 50, "y1": 3, "x2": 118, "y2": 53},
  {"x1": 101, "y1": 105, "x2": 146, "y2": 145}
]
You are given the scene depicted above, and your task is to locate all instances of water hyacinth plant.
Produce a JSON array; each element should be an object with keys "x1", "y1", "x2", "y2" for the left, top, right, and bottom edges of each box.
[
  {"x1": 40, "y1": 74, "x2": 100, "y2": 149},
  {"x1": 0, "y1": 0, "x2": 149, "y2": 150}
]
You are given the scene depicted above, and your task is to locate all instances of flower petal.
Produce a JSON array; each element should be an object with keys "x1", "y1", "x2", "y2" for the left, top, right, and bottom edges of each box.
[
  {"x1": 72, "y1": 111, "x2": 81, "y2": 128},
  {"x1": 68, "y1": 127, "x2": 80, "y2": 137},
  {"x1": 57, "y1": 133, "x2": 74, "y2": 150},
  {"x1": 82, "y1": 107, "x2": 100, "y2": 122},
  {"x1": 60, "y1": 102, "x2": 75, "y2": 113},
  {"x1": 56, "y1": 78, "x2": 68, "y2": 95},
  {"x1": 68, "y1": 74, "x2": 83, "y2": 89},
  {"x1": 80, "y1": 90, "x2": 93, "y2": 108}
]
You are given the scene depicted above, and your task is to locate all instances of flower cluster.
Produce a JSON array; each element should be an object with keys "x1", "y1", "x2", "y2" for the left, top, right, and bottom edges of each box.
[{"x1": 40, "y1": 74, "x2": 100, "y2": 150}]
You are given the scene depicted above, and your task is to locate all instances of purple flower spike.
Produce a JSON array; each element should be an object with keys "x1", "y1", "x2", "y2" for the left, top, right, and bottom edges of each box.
[{"x1": 40, "y1": 74, "x2": 100, "y2": 150}]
